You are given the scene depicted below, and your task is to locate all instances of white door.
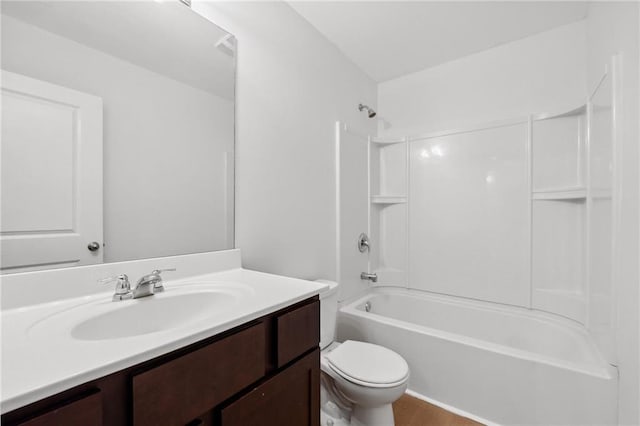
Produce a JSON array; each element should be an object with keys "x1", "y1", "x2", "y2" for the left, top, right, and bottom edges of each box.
[{"x1": 1, "y1": 70, "x2": 103, "y2": 272}]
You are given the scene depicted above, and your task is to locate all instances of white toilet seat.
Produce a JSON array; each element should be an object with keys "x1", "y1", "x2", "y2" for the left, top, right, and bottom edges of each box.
[
  {"x1": 325, "y1": 340, "x2": 409, "y2": 388},
  {"x1": 328, "y1": 364, "x2": 408, "y2": 388}
]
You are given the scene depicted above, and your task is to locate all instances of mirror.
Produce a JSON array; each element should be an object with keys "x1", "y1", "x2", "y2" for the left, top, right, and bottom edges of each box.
[{"x1": 1, "y1": 1, "x2": 235, "y2": 273}]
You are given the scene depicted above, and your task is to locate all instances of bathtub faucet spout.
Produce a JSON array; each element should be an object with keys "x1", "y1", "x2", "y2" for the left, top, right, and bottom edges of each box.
[{"x1": 361, "y1": 272, "x2": 378, "y2": 283}]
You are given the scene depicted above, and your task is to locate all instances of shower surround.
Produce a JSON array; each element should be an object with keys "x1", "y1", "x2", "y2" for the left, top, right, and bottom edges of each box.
[{"x1": 334, "y1": 54, "x2": 618, "y2": 424}]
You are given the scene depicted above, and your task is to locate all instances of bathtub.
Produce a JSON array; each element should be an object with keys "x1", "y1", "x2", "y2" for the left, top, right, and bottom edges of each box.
[{"x1": 337, "y1": 288, "x2": 617, "y2": 425}]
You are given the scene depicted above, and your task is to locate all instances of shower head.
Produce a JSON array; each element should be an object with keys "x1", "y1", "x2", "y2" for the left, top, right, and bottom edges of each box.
[{"x1": 358, "y1": 103, "x2": 377, "y2": 118}]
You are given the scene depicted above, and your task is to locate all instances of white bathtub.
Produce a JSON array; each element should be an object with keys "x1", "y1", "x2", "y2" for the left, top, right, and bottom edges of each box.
[{"x1": 337, "y1": 288, "x2": 617, "y2": 425}]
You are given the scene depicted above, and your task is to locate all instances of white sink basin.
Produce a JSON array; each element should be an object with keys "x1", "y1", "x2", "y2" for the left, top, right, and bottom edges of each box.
[
  {"x1": 27, "y1": 282, "x2": 253, "y2": 341},
  {"x1": 71, "y1": 292, "x2": 235, "y2": 340}
]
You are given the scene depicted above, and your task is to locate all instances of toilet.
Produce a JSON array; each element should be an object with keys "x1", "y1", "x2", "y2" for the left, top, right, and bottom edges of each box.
[{"x1": 318, "y1": 280, "x2": 409, "y2": 426}]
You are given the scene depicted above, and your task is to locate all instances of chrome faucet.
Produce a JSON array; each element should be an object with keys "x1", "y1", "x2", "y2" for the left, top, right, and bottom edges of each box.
[
  {"x1": 361, "y1": 272, "x2": 378, "y2": 283},
  {"x1": 133, "y1": 268, "x2": 176, "y2": 299},
  {"x1": 99, "y1": 268, "x2": 175, "y2": 301}
]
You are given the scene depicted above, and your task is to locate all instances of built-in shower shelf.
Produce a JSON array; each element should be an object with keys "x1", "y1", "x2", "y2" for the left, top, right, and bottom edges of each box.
[
  {"x1": 371, "y1": 195, "x2": 407, "y2": 204},
  {"x1": 532, "y1": 187, "x2": 586, "y2": 200},
  {"x1": 370, "y1": 136, "x2": 406, "y2": 146},
  {"x1": 532, "y1": 103, "x2": 587, "y2": 121}
]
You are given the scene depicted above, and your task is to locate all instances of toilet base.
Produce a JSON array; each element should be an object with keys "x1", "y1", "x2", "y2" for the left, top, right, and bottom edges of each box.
[
  {"x1": 321, "y1": 403, "x2": 395, "y2": 426},
  {"x1": 321, "y1": 409, "x2": 351, "y2": 426},
  {"x1": 350, "y1": 404, "x2": 395, "y2": 426}
]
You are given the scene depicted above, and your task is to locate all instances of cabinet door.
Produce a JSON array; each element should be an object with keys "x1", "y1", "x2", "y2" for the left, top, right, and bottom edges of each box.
[
  {"x1": 276, "y1": 300, "x2": 320, "y2": 367},
  {"x1": 220, "y1": 349, "x2": 319, "y2": 426},
  {"x1": 15, "y1": 391, "x2": 102, "y2": 426},
  {"x1": 133, "y1": 323, "x2": 265, "y2": 426}
]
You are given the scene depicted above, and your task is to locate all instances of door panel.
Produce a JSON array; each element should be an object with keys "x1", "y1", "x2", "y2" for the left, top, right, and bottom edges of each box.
[{"x1": 1, "y1": 70, "x2": 103, "y2": 271}]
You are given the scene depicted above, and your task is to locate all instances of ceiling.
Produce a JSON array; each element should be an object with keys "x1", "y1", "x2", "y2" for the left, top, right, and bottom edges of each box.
[
  {"x1": 289, "y1": 1, "x2": 588, "y2": 82},
  {"x1": 2, "y1": 1, "x2": 235, "y2": 100}
]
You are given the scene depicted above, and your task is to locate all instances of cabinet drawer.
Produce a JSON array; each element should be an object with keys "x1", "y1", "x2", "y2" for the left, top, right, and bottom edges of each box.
[
  {"x1": 132, "y1": 323, "x2": 265, "y2": 426},
  {"x1": 220, "y1": 348, "x2": 320, "y2": 426},
  {"x1": 16, "y1": 391, "x2": 102, "y2": 426},
  {"x1": 276, "y1": 299, "x2": 319, "y2": 367}
]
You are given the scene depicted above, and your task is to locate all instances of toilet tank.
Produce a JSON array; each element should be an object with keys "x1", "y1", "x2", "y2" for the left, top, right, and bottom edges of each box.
[{"x1": 316, "y1": 280, "x2": 339, "y2": 349}]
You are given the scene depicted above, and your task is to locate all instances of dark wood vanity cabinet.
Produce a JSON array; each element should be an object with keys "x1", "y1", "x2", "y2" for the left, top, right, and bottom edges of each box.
[
  {"x1": 220, "y1": 349, "x2": 319, "y2": 426},
  {"x1": 2, "y1": 297, "x2": 320, "y2": 426},
  {"x1": 12, "y1": 391, "x2": 103, "y2": 426}
]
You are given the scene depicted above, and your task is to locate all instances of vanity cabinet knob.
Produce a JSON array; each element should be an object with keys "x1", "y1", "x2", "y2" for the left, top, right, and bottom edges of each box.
[{"x1": 87, "y1": 241, "x2": 101, "y2": 252}]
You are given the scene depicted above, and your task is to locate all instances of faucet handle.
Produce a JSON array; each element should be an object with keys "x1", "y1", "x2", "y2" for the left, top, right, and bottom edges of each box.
[
  {"x1": 98, "y1": 274, "x2": 132, "y2": 301},
  {"x1": 151, "y1": 268, "x2": 176, "y2": 275},
  {"x1": 149, "y1": 268, "x2": 176, "y2": 292},
  {"x1": 98, "y1": 274, "x2": 128, "y2": 286}
]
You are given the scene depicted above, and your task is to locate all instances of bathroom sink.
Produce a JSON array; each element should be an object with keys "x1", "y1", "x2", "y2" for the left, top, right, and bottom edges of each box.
[
  {"x1": 27, "y1": 282, "x2": 253, "y2": 341},
  {"x1": 71, "y1": 292, "x2": 234, "y2": 340}
]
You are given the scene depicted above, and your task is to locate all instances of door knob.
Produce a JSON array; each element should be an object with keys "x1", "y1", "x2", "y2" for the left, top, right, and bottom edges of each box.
[{"x1": 87, "y1": 241, "x2": 101, "y2": 252}]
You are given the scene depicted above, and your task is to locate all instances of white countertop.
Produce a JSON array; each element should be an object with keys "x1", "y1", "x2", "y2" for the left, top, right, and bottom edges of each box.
[{"x1": 1, "y1": 267, "x2": 327, "y2": 413}]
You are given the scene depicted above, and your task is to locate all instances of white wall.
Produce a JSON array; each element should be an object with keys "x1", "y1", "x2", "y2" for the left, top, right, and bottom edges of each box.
[
  {"x1": 194, "y1": 1, "x2": 377, "y2": 281},
  {"x1": 336, "y1": 125, "x2": 369, "y2": 302},
  {"x1": 586, "y1": 2, "x2": 639, "y2": 424},
  {"x1": 378, "y1": 20, "x2": 587, "y2": 136},
  {"x1": 1, "y1": 15, "x2": 234, "y2": 262},
  {"x1": 409, "y1": 122, "x2": 530, "y2": 307}
]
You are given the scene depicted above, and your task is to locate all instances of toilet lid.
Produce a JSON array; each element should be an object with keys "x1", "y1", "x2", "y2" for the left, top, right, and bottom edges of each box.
[{"x1": 326, "y1": 340, "x2": 409, "y2": 386}]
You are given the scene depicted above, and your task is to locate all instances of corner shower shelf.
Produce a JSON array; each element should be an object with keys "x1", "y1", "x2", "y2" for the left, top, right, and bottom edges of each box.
[
  {"x1": 370, "y1": 136, "x2": 406, "y2": 146},
  {"x1": 532, "y1": 187, "x2": 587, "y2": 200},
  {"x1": 371, "y1": 195, "x2": 407, "y2": 204},
  {"x1": 532, "y1": 104, "x2": 587, "y2": 121}
]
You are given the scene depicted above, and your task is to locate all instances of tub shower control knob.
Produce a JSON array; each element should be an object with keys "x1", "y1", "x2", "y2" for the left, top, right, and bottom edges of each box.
[{"x1": 357, "y1": 233, "x2": 370, "y2": 253}]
